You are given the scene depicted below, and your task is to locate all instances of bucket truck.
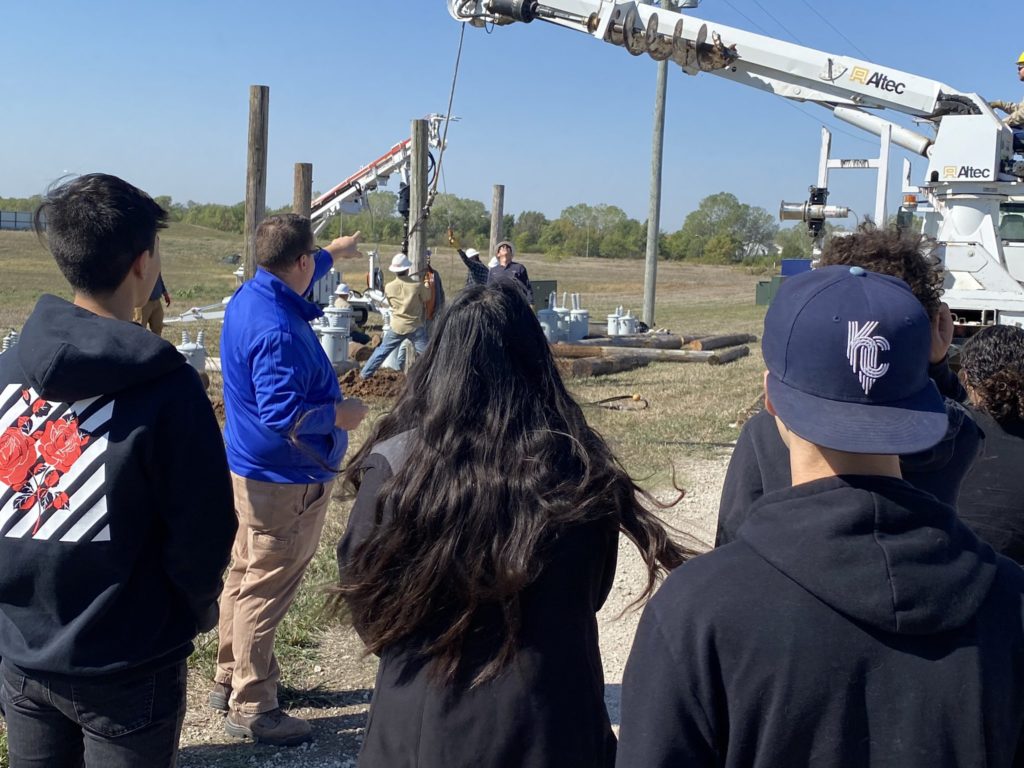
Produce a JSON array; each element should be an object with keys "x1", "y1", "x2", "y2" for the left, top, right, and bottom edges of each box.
[{"x1": 448, "y1": 0, "x2": 1024, "y2": 327}]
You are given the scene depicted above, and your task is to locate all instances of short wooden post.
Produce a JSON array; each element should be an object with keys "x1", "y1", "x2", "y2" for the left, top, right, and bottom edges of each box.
[
  {"x1": 490, "y1": 184, "x2": 505, "y2": 259},
  {"x1": 293, "y1": 162, "x2": 312, "y2": 219}
]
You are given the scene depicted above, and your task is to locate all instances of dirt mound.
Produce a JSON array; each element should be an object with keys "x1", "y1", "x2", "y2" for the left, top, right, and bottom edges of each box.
[{"x1": 339, "y1": 368, "x2": 406, "y2": 400}]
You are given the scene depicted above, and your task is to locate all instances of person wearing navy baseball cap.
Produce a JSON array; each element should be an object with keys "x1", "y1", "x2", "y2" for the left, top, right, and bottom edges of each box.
[
  {"x1": 616, "y1": 265, "x2": 1024, "y2": 767},
  {"x1": 717, "y1": 226, "x2": 981, "y2": 547},
  {"x1": 762, "y1": 264, "x2": 948, "y2": 454}
]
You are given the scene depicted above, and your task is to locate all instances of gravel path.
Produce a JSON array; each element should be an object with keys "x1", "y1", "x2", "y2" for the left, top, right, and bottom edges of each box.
[{"x1": 177, "y1": 453, "x2": 728, "y2": 767}]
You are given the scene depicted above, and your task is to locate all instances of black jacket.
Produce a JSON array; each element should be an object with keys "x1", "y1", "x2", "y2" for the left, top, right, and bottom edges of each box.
[
  {"x1": 0, "y1": 295, "x2": 236, "y2": 676},
  {"x1": 957, "y1": 408, "x2": 1024, "y2": 564},
  {"x1": 337, "y1": 431, "x2": 618, "y2": 768},
  {"x1": 716, "y1": 357, "x2": 980, "y2": 547},
  {"x1": 618, "y1": 476, "x2": 1024, "y2": 767}
]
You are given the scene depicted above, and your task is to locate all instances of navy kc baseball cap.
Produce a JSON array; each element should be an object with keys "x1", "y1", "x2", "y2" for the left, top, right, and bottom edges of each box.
[{"x1": 763, "y1": 264, "x2": 947, "y2": 454}]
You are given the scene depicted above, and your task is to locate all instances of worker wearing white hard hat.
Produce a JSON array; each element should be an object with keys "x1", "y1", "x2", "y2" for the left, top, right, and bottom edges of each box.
[
  {"x1": 331, "y1": 282, "x2": 372, "y2": 344},
  {"x1": 360, "y1": 254, "x2": 431, "y2": 378},
  {"x1": 459, "y1": 246, "x2": 489, "y2": 287},
  {"x1": 388, "y1": 253, "x2": 413, "y2": 273},
  {"x1": 333, "y1": 282, "x2": 352, "y2": 310}
]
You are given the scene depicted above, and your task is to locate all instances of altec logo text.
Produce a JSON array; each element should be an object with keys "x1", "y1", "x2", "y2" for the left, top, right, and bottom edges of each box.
[
  {"x1": 850, "y1": 66, "x2": 906, "y2": 94},
  {"x1": 943, "y1": 166, "x2": 992, "y2": 179}
]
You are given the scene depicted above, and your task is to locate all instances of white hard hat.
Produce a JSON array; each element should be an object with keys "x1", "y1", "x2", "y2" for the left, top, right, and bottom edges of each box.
[
  {"x1": 334, "y1": 282, "x2": 351, "y2": 295},
  {"x1": 488, "y1": 256, "x2": 499, "y2": 268},
  {"x1": 465, "y1": 247, "x2": 480, "y2": 259},
  {"x1": 389, "y1": 253, "x2": 412, "y2": 273}
]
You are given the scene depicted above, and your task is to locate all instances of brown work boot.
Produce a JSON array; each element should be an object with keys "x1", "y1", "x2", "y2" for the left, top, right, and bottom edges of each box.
[
  {"x1": 225, "y1": 708, "x2": 312, "y2": 746},
  {"x1": 208, "y1": 682, "x2": 231, "y2": 712}
]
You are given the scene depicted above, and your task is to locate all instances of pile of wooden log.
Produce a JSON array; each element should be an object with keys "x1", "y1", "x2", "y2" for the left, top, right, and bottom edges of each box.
[{"x1": 553, "y1": 332, "x2": 756, "y2": 378}]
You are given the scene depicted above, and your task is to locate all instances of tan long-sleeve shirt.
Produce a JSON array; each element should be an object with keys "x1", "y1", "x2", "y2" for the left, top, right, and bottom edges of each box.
[
  {"x1": 991, "y1": 98, "x2": 1024, "y2": 128},
  {"x1": 385, "y1": 274, "x2": 431, "y2": 335}
]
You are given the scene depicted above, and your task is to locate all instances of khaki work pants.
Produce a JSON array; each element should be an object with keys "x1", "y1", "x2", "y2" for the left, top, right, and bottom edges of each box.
[
  {"x1": 133, "y1": 299, "x2": 164, "y2": 336},
  {"x1": 214, "y1": 473, "x2": 333, "y2": 714}
]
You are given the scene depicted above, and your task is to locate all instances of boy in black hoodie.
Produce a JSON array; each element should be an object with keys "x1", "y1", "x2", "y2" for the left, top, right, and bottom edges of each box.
[
  {"x1": 0, "y1": 174, "x2": 236, "y2": 767},
  {"x1": 616, "y1": 265, "x2": 1024, "y2": 767}
]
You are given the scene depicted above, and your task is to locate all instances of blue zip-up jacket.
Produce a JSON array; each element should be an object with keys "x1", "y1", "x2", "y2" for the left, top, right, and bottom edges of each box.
[{"x1": 221, "y1": 251, "x2": 346, "y2": 483}]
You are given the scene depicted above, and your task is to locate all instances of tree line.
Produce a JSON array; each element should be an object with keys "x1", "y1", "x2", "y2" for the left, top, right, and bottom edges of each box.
[{"x1": 0, "y1": 190, "x2": 817, "y2": 263}]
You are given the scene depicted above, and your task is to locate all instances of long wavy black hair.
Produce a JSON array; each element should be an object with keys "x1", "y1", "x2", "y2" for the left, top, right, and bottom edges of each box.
[
  {"x1": 333, "y1": 281, "x2": 691, "y2": 686},
  {"x1": 959, "y1": 324, "x2": 1024, "y2": 424}
]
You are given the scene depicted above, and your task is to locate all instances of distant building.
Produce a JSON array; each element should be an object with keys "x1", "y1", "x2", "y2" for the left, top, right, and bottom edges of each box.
[{"x1": 0, "y1": 211, "x2": 43, "y2": 231}]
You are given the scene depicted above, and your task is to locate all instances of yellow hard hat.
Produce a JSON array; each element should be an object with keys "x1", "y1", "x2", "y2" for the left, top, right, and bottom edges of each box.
[{"x1": 1018, "y1": 51, "x2": 1024, "y2": 65}]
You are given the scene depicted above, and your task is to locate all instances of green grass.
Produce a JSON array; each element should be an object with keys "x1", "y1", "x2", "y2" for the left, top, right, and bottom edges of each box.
[{"x1": 0, "y1": 222, "x2": 768, "y2": 695}]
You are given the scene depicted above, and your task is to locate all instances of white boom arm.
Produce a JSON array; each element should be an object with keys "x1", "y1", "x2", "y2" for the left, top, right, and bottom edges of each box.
[
  {"x1": 449, "y1": 1, "x2": 1016, "y2": 176},
  {"x1": 450, "y1": 1, "x2": 975, "y2": 114},
  {"x1": 309, "y1": 114, "x2": 445, "y2": 235},
  {"x1": 450, "y1": 0, "x2": 1024, "y2": 325}
]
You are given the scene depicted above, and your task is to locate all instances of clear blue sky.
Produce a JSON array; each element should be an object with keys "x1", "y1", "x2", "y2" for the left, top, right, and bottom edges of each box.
[{"x1": 1, "y1": 1, "x2": 1018, "y2": 231}]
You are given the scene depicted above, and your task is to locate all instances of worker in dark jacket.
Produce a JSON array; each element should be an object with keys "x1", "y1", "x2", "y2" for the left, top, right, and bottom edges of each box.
[
  {"x1": 334, "y1": 282, "x2": 691, "y2": 767},
  {"x1": 487, "y1": 240, "x2": 532, "y2": 304},
  {"x1": 0, "y1": 174, "x2": 236, "y2": 768},
  {"x1": 716, "y1": 225, "x2": 981, "y2": 546},
  {"x1": 459, "y1": 247, "x2": 489, "y2": 287},
  {"x1": 617, "y1": 265, "x2": 1024, "y2": 767}
]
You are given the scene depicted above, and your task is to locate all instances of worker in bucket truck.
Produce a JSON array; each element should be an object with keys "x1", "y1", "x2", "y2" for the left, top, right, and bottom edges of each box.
[{"x1": 990, "y1": 52, "x2": 1024, "y2": 128}]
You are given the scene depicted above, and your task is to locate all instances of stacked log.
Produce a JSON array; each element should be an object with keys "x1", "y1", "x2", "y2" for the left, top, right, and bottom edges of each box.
[
  {"x1": 685, "y1": 333, "x2": 758, "y2": 351},
  {"x1": 551, "y1": 344, "x2": 750, "y2": 365},
  {"x1": 552, "y1": 329, "x2": 755, "y2": 377},
  {"x1": 556, "y1": 355, "x2": 651, "y2": 378}
]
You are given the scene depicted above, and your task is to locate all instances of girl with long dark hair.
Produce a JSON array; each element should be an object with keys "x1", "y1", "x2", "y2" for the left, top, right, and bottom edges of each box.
[
  {"x1": 332, "y1": 281, "x2": 691, "y2": 767},
  {"x1": 956, "y1": 324, "x2": 1024, "y2": 563}
]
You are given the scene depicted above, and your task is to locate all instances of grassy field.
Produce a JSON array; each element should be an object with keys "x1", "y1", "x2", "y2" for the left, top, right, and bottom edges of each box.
[
  {"x1": 0, "y1": 223, "x2": 768, "y2": 482},
  {"x1": 0, "y1": 223, "x2": 768, "y2": 763}
]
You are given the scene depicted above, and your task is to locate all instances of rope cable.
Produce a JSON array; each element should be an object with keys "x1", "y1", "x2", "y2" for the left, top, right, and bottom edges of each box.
[{"x1": 407, "y1": 23, "x2": 466, "y2": 241}]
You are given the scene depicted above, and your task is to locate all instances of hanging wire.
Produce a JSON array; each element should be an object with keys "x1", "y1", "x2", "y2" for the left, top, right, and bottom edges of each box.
[
  {"x1": 433, "y1": 23, "x2": 465, "y2": 198},
  {"x1": 781, "y1": 100, "x2": 880, "y2": 146},
  {"x1": 407, "y1": 23, "x2": 466, "y2": 241},
  {"x1": 796, "y1": 0, "x2": 870, "y2": 59},
  {"x1": 748, "y1": 0, "x2": 804, "y2": 45},
  {"x1": 719, "y1": 0, "x2": 771, "y2": 35}
]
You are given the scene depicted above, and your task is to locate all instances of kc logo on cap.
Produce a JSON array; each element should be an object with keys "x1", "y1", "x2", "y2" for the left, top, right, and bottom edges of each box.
[
  {"x1": 762, "y1": 265, "x2": 947, "y2": 455},
  {"x1": 847, "y1": 320, "x2": 890, "y2": 395}
]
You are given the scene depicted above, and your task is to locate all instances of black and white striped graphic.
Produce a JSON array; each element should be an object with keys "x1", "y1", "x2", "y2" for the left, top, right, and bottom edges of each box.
[{"x1": 0, "y1": 384, "x2": 115, "y2": 543}]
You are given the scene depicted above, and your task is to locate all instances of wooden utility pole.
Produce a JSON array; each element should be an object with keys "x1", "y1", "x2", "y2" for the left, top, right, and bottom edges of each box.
[
  {"x1": 490, "y1": 184, "x2": 505, "y2": 259},
  {"x1": 293, "y1": 162, "x2": 312, "y2": 219},
  {"x1": 243, "y1": 85, "x2": 269, "y2": 281},
  {"x1": 408, "y1": 119, "x2": 429, "y2": 275},
  {"x1": 643, "y1": 0, "x2": 676, "y2": 327}
]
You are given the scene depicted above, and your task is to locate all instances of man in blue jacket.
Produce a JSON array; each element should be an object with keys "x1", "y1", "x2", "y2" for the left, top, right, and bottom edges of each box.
[
  {"x1": 0, "y1": 174, "x2": 236, "y2": 768},
  {"x1": 214, "y1": 214, "x2": 367, "y2": 746},
  {"x1": 617, "y1": 266, "x2": 1024, "y2": 766}
]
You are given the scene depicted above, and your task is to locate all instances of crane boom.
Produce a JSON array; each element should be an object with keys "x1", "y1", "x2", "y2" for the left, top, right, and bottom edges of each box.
[
  {"x1": 448, "y1": 0, "x2": 1024, "y2": 327},
  {"x1": 449, "y1": 0, "x2": 976, "y2": 117}
]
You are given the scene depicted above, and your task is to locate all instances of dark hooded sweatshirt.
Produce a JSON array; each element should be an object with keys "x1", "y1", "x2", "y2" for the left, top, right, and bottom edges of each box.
[
  {"x1": 0, "y1": 295, "x2": 236, "y2": 676},
  {"x1": 337, "y1": 432, "x2": 619, "y2": 768},
  {"x1": 617, "y1": 476, "x2": 1024, "y2": 768},
  {"x1": 716, "y1": 358, "x2": 981, "y2": 547}
]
